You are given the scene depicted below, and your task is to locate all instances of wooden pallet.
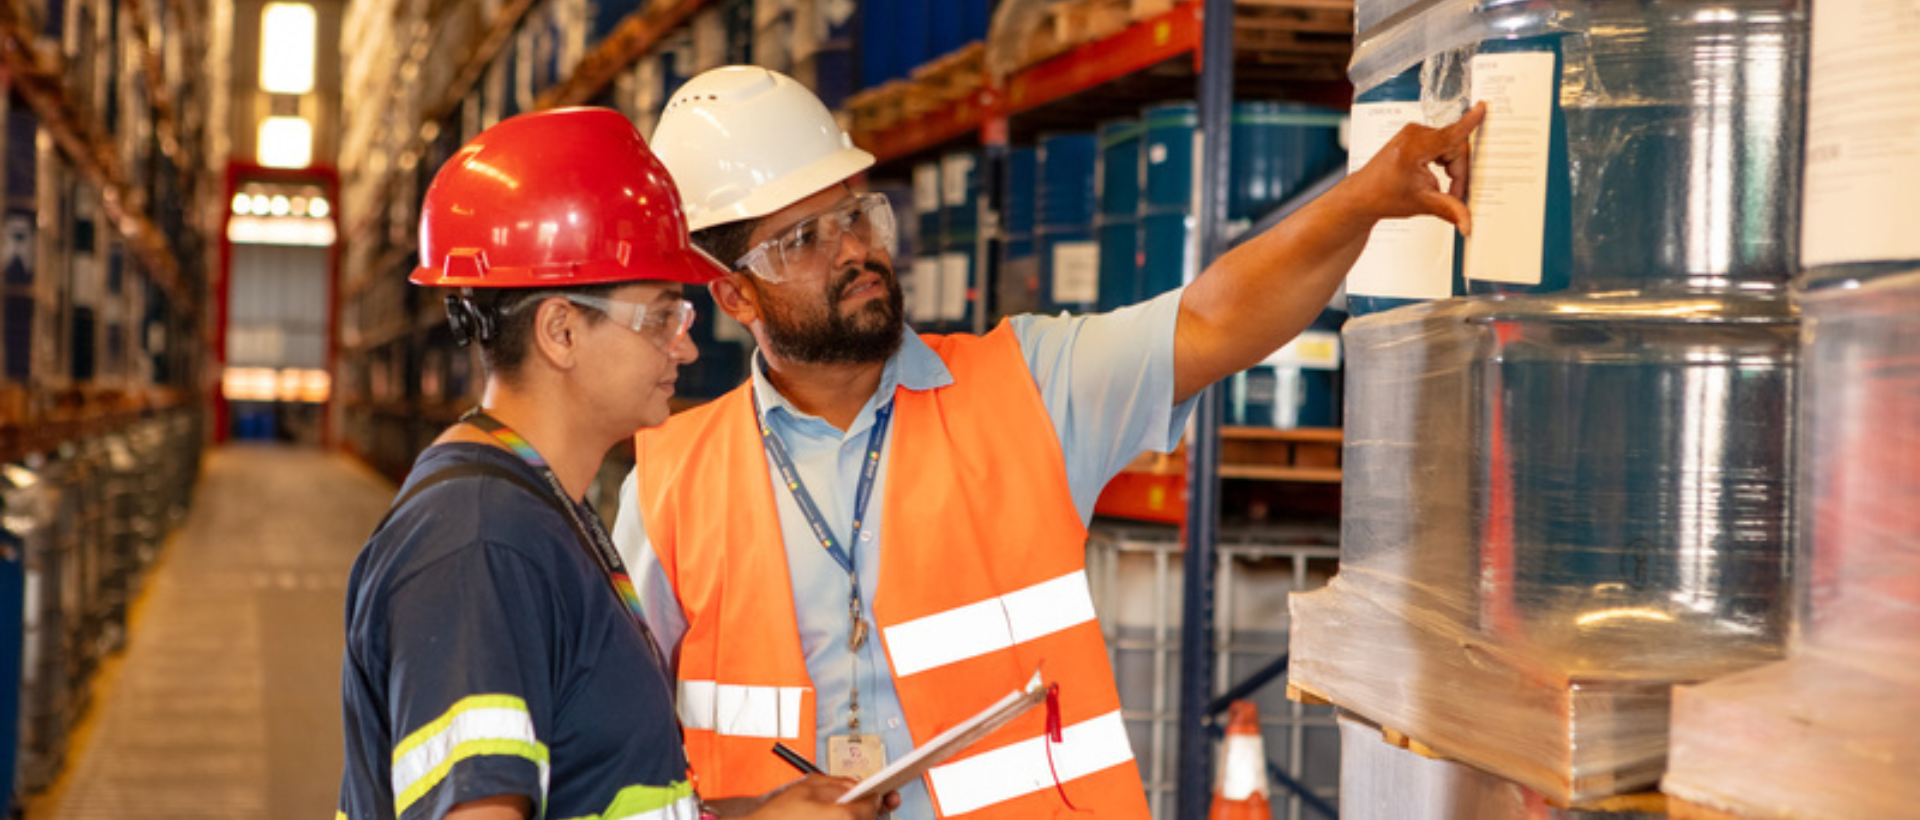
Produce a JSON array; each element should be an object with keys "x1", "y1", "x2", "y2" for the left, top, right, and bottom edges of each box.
[
  {"x1": 1233, "y1": 0, "x2": 1354, "y2": 82},
  {"x1": 844, "y1": 80, "x2": 914, "y2": 135},
  {"x1": 909, "y1": 41, "x2": 987, "y2": 106},
  {"x1": 1314, "y1": 691, "x2": 1673, "y2": 815},
  {"x1": 1020, "y1": 0, "x2": 1178, "y2": 72},
  {"x1": 1667, "y1": 800, "x2": 1755, "y2": 820}
]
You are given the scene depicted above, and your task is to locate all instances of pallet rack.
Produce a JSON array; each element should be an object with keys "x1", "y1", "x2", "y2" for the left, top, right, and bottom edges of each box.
[{"x1": 0, "y1": 0, "x2": 215, "y2": 805}]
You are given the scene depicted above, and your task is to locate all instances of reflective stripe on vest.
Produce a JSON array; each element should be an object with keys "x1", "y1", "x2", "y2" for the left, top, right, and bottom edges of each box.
[
  {"x1": 927, "y1": 710, "x2": 1133, "y2": 816},
  {"x1": 676, "y1": 680, "x2": 807, "y2": 739},
  {"x1": 883, "y1": 570, "x2": 1098, "y2": 678}
]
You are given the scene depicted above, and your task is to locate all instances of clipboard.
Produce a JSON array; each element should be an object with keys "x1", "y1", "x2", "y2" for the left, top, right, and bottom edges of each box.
[{"x1": 836, "y1": 669, "x2": 1050, "y2": 804}]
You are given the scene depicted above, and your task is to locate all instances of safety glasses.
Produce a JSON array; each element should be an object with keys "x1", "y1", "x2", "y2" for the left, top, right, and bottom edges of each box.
[
  {"x1": 733, "y1": 192, "x2": 897, "y2": 283},
  {"x1": 511, "y1": 292, "x2": 696, "y2": 351}
]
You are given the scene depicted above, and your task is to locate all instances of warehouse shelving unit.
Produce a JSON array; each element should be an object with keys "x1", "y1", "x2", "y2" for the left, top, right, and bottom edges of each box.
[{"x1": 0, "y1": 0, "x2": 215, "y2": 807}]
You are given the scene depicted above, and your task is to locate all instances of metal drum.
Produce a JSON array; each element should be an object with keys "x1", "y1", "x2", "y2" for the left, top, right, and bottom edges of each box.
[
  {"x1": 1037, "y1": 132, "x2": 1098, "y2": 313},
  {"x1": 1228, "y1": 102, "x2": 1344, "y2": 222},
  {"x1": 1140, "y1": 102, "x2": 1196, "y2": 214},
  {"x1": 1477, "y1": 293, "x2": 1798, "y2": 674}
]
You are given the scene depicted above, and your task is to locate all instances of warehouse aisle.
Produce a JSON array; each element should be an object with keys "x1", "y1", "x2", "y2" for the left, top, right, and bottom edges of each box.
[{"x1": 25, "y1": 445, "x2": 396, "y2": 820}]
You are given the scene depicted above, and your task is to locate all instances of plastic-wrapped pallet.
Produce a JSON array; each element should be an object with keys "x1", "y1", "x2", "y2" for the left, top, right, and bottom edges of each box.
[
  {"x1": 1338, "y1": 713, "x2": 1665, "y2": 820},
  {"x1": 1662, "y1": 268, "x2": 1920, "y2": 819},
  {"x1": 1660, "y1": 3, "x2": 1920, "y2": 813},
  {"x1": 1290, "y1": 292, "x2": 1798, "y2": 805},
  {"x1": 1344, "y1": 0, "x2": 1805, "y2": 306}
]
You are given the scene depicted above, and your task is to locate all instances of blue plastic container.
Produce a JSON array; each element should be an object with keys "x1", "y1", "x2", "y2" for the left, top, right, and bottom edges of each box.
[
  {"x1": 1140, "y1": 211, "x2": 1191, "y2": 298},
  {"x1": 1004, "y1": 146, "x2": 1038, "y2": 237},
  {"x1": 937, "y1": 238, "x2": 976, "y2": 332},
  {"x1": 1096, "y1": 218, "x2": 1139, "y2": 312},
  {"x1": 857, "y1": 0, "x2": 898, "y2": 87},
  {"x1": 1141, "y1": 102, "x2": 1197, "y2": 214},
  {"x1": 912, "y1": 160, "x2": 942, "y2": 260},
  {"x1": 1037, "y1": 132, "x2": 1098, "y2": 229},
  {"x1": 1230, "y1": 102, "x2": 1346, "y2": 221},
  {"x1": 1038, "y1": 227, "x2": 1099, "y2": 315},
  {"x1": 940, "y1": 149, "x2": 982, "y2": 242},
  {"x1": 1097, "y1": 119, "x2": 1143, "y2": 218}
]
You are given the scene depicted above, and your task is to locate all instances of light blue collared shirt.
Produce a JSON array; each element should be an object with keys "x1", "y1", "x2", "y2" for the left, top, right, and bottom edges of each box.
[{"x1": 613, "y1": 288, "x2": 1194, "y2": 818}]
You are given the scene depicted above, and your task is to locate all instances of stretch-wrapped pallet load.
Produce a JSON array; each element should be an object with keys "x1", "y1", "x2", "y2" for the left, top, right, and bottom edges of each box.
[
  {"x1": 1342, "y1": 0, "x2": 1805, "y2": 309},
  {"x1": 1661, "y1": 9, "x2": 1920, "y2": 815},
  {"x1": 1291, "y1": 293, "x2": 1797, "y2": 804},
  {"x1": 1661, "y1": 272, "x2": 1920, "y2": 820},
  {"x1": 1295, "y1": 1, "x2": 1811, "y2": 805}
]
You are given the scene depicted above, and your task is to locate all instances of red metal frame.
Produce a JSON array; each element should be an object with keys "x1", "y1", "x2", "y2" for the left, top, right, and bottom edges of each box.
[
  {"x1": 857, "y1": 4, "x2": 1204, "y2": 164},
  {"x1": 218, "y1": 161, "x2": 342, "y2": 446},
  {"x1": 1001, "y1": 3, "x2": 1202, "y2": 116}
]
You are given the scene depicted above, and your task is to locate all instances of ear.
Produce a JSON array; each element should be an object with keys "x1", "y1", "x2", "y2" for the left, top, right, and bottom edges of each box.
[
  {"x1": 708, "y1": 274, "x2": 764, "y2": 326},
  {"x1": 529, "y1": 298, "x2": 584, "y2": 370}
]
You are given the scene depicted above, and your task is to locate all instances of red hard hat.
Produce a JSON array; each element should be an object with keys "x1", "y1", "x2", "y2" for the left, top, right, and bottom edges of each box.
[{"x1": 411, "y1": 107, "x2": 725, "y2": 288}]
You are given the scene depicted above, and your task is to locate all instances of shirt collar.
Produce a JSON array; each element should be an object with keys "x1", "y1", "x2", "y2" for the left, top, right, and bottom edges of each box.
[{"x1": 749, "y1": 324, "x2": 954, "y2": 433}]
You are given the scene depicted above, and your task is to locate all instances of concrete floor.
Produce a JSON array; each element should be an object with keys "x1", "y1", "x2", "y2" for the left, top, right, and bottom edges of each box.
[{"x1": 25, "y1": 445, "x2": 396, "y2": 820}]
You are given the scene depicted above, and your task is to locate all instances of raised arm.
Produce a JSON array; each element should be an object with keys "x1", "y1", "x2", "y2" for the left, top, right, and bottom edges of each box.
[{"x1": 1171, "y1": 103, "x2": 1486, "y2": 403}]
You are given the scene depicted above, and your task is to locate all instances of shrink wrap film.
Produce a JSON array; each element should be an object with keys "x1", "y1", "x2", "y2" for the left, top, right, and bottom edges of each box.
[
  {"x1": 1664, "y1": 269, "x2": 1920, "y2": 819},
  {"x1": 1292, "y1": 293, "x2": 1798, "y2": 804}
]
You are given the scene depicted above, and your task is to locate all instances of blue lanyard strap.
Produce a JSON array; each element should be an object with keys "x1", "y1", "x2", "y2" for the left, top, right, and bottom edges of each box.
[{"x1": 751, "y1": 391, "x2": 894, "y2": 576}]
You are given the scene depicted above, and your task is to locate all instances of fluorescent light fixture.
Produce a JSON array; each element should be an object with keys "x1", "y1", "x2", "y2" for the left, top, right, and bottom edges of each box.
[
  {"x1": 259, "y1": 3, "x2": 317, "y2": 94},
  {"x1": 227, "y1": 214, "x2": 337, "y2": 246},
  {"x1": 258, "y1": 116, "x2": 312, "y2": 168}
]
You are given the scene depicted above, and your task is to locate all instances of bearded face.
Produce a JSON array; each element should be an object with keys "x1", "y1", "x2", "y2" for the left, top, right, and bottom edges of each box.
[{"x1": 754, "y1": 256, "x2": 906, "y2": 365}]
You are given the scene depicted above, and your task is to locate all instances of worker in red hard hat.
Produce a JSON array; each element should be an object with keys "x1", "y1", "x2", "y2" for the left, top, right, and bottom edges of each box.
[{"x1": 335, "y1": 107, "x2": 894, "y2": 820}]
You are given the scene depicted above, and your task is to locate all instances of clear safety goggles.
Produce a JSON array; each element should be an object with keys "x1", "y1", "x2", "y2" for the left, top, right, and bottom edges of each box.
[
  {"x1": 732, "y1": 192, "x2": 897, "y2": 283},
  {"x1": 514, "y1": 292, "x2": 696, "y2": 351}
]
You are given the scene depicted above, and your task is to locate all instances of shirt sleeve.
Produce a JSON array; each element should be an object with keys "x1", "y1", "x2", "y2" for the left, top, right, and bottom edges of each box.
[
  {"x1": 1008, "y1": 287, "x2": 1199, "y2": 523},
  {"x1": 381, "y1": 542, "x2": 560, "y2": 820},
  {"x1": 612, "y1": 467, "x2": 689, "y2": 672}
]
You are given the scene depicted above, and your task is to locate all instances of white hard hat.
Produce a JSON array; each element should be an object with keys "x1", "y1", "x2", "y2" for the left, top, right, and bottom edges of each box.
[{"x1": 652, "y1": 66, "x2": 876, "y2": 233}]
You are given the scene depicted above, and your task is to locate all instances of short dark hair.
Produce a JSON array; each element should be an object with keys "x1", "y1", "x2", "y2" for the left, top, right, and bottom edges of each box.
[
  {"x1": 691, "y1": 218, "x2": 762, "y2": 273},
  {"x1": 470, "y1": 283, "x2": 622, "y2": 379}
]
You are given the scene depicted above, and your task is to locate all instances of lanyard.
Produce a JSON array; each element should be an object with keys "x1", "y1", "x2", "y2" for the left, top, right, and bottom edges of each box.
[
  {"x1": 462, "y1": 410, "x2": 672, "y2": 681},
  {"x1": 751, "y1": 391, "x2": 894, "y2": 735},
  {"x1": 751, "y1": 391, "x2": 893, "y2": 576}
]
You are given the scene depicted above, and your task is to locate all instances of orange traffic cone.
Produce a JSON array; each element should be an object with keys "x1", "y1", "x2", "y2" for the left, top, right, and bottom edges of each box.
[{"x1": 1209, "y1": 700, "x2": 1272, "y2": 820}]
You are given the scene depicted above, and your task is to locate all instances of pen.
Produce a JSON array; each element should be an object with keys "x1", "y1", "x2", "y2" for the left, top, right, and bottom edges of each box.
[{"x1": 772, "y1": 742, "x2": 824, "y2": 776}]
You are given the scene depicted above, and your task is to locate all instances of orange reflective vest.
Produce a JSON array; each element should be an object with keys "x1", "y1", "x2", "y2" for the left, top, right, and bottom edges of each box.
[{"x1": 634, "y1": 324, "x2": 1149, "y2": 818}]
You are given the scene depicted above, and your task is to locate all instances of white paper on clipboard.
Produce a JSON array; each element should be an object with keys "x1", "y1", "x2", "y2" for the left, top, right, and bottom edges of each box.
[{"x1": 836, "y1": 671, "x2": 1049, "y2": 805}]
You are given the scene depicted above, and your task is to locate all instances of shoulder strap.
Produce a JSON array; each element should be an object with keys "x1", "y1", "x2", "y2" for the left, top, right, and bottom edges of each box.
[{"x1": 369, "y1": 459, "x2": 576, "y2": 540}]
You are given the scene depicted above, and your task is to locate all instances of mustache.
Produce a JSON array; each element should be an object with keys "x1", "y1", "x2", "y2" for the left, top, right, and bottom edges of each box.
[{"x1": 829, "y1": 260, "x2": 895, "y2": 299}]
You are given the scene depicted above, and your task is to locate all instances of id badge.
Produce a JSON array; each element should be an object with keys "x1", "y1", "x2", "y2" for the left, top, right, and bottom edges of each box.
[{"x1": 828, "y1": 734, "x2": 887, "y2": 780}]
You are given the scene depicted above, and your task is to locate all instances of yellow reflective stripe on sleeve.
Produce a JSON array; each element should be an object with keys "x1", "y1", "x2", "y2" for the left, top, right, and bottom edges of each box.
[
  {"x1": 882, "y1": 570, "x2": 1098, "y2": 677},
  {"x1": 335, "y1": 812, "x2": 347, "y2": 820},
  {"x1": 391, "y1": 694, "x2": 551, "y2": 816},
  {"x1": 550, "y1": 781, "x2": 699, "y2": 820}
]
